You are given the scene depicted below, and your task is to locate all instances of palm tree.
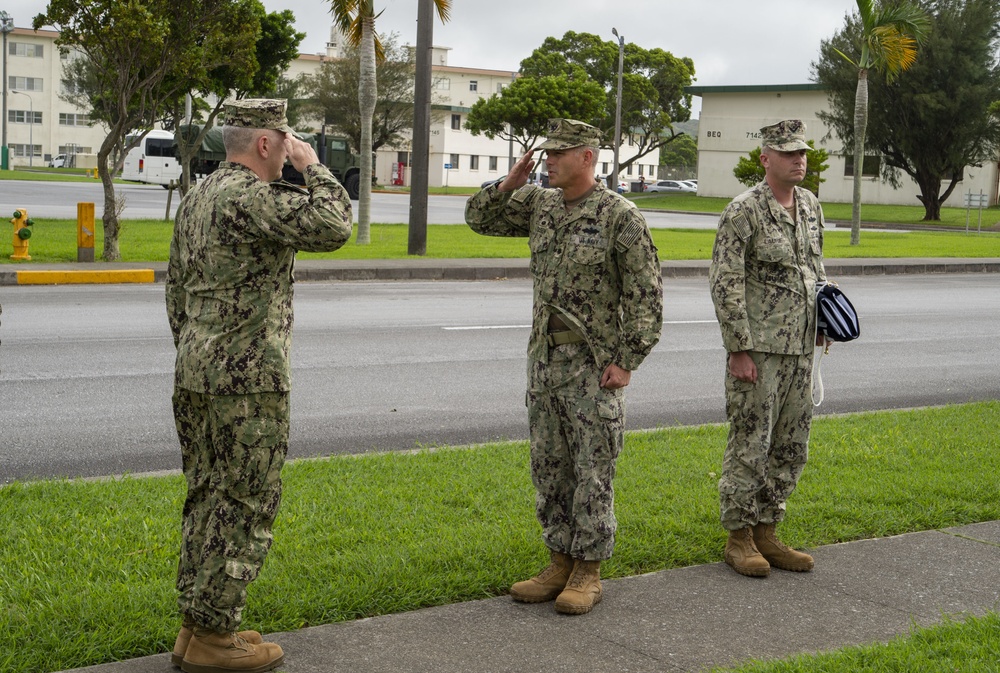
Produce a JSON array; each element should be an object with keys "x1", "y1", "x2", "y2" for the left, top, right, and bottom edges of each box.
[
  {"x1": 834, "y1": 0, "x2": 930, "y2": 245},
  {"x1": 328, "y1": 0, "x2": 451, "y2": 245}
]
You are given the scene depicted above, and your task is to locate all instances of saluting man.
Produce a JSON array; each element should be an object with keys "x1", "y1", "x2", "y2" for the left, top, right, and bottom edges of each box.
[
  {"x1": 166, "y1": 98, "x2": 352, "y2": 672},
  {"x1": 466, "y1": 118, "x2": 663, "y2": 615}
]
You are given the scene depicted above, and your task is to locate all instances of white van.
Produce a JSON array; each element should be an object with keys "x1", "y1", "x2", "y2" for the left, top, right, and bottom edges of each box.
[
  {"x1": 121, "y1": 130, "x2": 182, "y2": 186},
  {"x1": 48, "y1": 154, "x2": 67, "y2": 168}
]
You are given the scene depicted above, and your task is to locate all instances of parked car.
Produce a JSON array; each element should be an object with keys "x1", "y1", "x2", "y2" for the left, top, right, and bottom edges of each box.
[
  {"x1": 645, "y1": 179, "x2": 697, "y2": 194},
  {"x1": 48, "y1": 154, "x2": 67, "y2": 168},
  {"x1": 596, "y1": 175, "x2": 629, "y2": 193},
  {"x1": 480, "y1": 173, "x2": 549, "y2": 189}
]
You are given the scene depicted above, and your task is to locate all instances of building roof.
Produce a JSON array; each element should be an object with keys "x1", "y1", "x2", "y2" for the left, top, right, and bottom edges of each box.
[{"x1": 686, "y1": 83, "x2": 824, "y2": 96}]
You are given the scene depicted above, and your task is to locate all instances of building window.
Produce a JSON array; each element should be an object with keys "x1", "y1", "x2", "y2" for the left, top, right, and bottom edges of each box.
[
  {"x1": 59, "y1": 145, "x2": 92, "y2": 154},
  {"x1": 489, "y1": 156, "x2": 498, "y2": 171},
  {"x1": 496, "y1": 82, "x2": 504, "y2": 93},
  {"x1": 451, "y1": 113, "x2": 461, "y2": 130},
  {"x1": 9, "y1": 76, "x2": 42, "y2": 92},
  {"x1": 470, "y1": 155, "x2": 479, "y2": 170},
  {"x1": 11, "y1": 144, "x2": 41, "y2": 158},
  {"x1": 469, "y1": 80, "x2": 478, "y2": 92},
  {"x1": 449, "y1": 153, "x2": 459, "y2": 169},
  {"x1": 433, "y1": 77, "x2": 450, "y2": 90},
  {"x1": 9, "y1": 42, "x2": 43, "y2": 58},
  {"x1": 396, "y1": 151, "x2": 409, "y2": 166},
  {"x1": 844, "y1": 155, "x2": 881, "y2": 178},
  {"x1": 9, "y1": 110, "x2": 41, "y2": 124},
  {"x1": 59, "y1": 112, "x2": 91, "y2": 126},
  {"x1": 601, "y1": 162, "x2": 608, "y2": 174}
]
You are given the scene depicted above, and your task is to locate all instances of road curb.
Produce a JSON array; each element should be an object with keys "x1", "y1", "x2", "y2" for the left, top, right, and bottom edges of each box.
[
  {"x1": 2, "y1": 268, "x2": 157, "y2": 285},
  {"x1": 2, "y1": 258, "x2": 999, "y2": 285}
]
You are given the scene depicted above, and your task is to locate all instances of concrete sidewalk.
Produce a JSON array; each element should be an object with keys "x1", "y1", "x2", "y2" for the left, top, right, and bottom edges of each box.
[
  {"x1": 61, "y1": 521, "x2": 1000, "y2": 673},
  {"x1": 3, "y1": 257, "x2": 1000, "y2": 285}
]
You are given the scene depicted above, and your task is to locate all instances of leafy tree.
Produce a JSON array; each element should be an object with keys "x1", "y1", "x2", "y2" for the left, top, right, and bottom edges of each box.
[
  {"x1": 170, "y1": 6, "x2": 304, "y2": 194},
  {"x1": 815, "y1": 0, "x2": 1000, "y2": 222},
  {"x1": 327, "y1": 0, "x2": 451, "y2": 245},
  {"x1": 34, "y1": 0, "x2": 261, "y2": 260},
  {"x1": 825, "y1": 0, "x2": 930, "y2": 243},
  {"x1": 518, "y1": 31, "x2": 695, "y2": 181},
  {"x1": 733, "y1": 142, "x2": 830, "y2": 196},
  {"x1": 303, "y1": 34, "x2": 417, "y2": 155},
  {"x1": 464, "y1": 75, "x2": 607, "y2": 154},
  {"x1": 659, "y1": 132, "x2": 698, "y2": 172}
]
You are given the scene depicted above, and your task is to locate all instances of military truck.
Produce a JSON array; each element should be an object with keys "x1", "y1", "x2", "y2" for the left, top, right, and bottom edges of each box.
[{"x1": 176, "y1": 125, "x2": 363, "y2": 200}]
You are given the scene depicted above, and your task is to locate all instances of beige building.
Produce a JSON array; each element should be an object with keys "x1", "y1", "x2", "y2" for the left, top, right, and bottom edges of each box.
[
  {"x1": 2, "y1": 27, "x2": 107, "y2": 167},
  {"x1": 3, "y1": 23, "x2": 659, "y2": 187},
  {"x1": 688, "y1": 83, "x2": 999, "y2": 207}
]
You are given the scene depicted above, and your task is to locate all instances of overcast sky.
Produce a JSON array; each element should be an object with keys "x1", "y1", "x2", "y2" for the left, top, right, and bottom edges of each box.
[{"x1": 11, "y1": 0, "x2": 861, "y2": 118}]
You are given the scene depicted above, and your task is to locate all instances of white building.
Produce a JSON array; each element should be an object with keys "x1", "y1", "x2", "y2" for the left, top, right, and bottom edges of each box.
[
  {"x1": 2, "y1": 27, "x2": 106, "y2": 167},
  {"x1": 293, "y1": 41, "x2": 659, "y2": 189},
  {"x1": 3, "y1": 23, "x2": 659, "y2": 187},
  {"x1": 688, "y1": 83, "x2": 999, "y2": 206}
]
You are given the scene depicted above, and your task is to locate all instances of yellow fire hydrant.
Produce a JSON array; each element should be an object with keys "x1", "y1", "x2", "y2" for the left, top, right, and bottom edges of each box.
[{"x1": 11, "y1": 208, "x2": 33, "y2": 261}]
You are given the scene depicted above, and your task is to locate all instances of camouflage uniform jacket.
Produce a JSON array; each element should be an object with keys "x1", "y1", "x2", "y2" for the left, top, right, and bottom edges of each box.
[
  {"x1": 465, "y1": 182, "x2": 662, "y2": 371},
  {"x1": 709, "y1": 180, "x2": 826, "y2": 355},
  {"x1": 166, "y1": 161, "x2": 352, "y2": 395}
]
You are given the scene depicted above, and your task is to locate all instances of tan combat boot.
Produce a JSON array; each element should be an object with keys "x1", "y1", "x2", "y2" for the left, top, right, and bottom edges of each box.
[
  {"x1": 753, "y1": 523, "x2": 814, "y2": 572},
  {"x1": 724, "y1": 527, "x2": 771, "y2": 577},
  {"x1": 554, "y1": 560, "x2": 602, "y2": 615},
  {"x1": 510, "y1": 549, "x2": 574, "y2": 603},
  {"x1": 171, "y1": 624, "x2": 263, "y2": 667},
  {"x1": 181, "y1": 629, "x2": 284, "y2": 673}
]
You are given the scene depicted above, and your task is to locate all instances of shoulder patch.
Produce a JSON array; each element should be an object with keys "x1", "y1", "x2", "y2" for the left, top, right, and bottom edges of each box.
[
  {"x1": 615, "y1": 219, "x2": 644, "y2": 252},
  {"x1": 731, "y1": 210, "x2": 752, "y2": 241},
  {"x1": 511, "y1": 184, "x2": 540, "y2": 204},
  {"x1": 271, "y1": 180, "x2": 309, "y2": 196}
]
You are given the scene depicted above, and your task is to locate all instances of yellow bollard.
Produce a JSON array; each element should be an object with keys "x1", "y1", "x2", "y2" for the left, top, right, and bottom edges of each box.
[
  {"x1": 10, "y1": 208, "x2": 32, "y2": 261},
  {"x1": 78, "y1": 202, "x2": 95, "y2": 262}
]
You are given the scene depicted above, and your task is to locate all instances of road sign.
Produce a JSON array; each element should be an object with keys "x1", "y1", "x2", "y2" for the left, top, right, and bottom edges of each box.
[
  {"x1": 444, "y1": 163, "x2": 452, "y2": 169},
  {"x1": 963, "y1": 191, "x2": 989, "y2": 208}
]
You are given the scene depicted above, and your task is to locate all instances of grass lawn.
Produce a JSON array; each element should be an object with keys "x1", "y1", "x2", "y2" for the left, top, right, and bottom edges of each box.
[
  {"x1": 2, "y1": 402, "x2": 999, "y2": 673},
  {"x1": 631, "y1": 192, "x2": 1000, "y2": 230},
  {"x1": 2, "y1": 219, "x2": 999, "y2": 264},
  {"x1": 0, "y1": 167, "x2": 104, "y2": 182}
]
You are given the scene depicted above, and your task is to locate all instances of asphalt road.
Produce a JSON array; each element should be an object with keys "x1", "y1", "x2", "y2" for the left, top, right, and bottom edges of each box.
[
  {"x1": 0, "y1": 179, "x2": 723, "y2": 228},
  {"x1": 2, "y1": 274, "x2": 997, "y2": 484}
]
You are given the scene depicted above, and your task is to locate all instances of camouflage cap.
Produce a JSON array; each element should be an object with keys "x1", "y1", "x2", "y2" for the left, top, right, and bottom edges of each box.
[
  {"x1": 537, "y1": 118, "x2": 603, "y2": 150},
  {"x1": 760, "y1": 119, "x2": 811, "y2": 152},
  {"x1": 223, "y1": 98, "x2": 298, "y2": 136}
]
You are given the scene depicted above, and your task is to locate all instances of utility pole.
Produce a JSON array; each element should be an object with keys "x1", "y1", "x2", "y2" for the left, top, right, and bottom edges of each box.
[
  {"x1": 611, "y1": 27, "x2": 624, "y2": 192},
  {"x1": 1, "y1": 12, "x2": 14, "y2": 170},
  {"x1": 407, "y1": 0, "x2": 434, "y2": 256}
]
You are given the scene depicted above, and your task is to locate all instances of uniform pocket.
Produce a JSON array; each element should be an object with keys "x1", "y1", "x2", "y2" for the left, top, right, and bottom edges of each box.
[{"x1": 566, "y1": 244, "x2": 606, "y2": 291}]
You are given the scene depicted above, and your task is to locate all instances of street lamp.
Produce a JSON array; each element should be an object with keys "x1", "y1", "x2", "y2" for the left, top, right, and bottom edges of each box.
[
  {"x1": 611, "y1": 27, "x2": 624, "y2": 192},
  {"x1": 0, "y1": 12, "x2": 14, "y2": 170},
  {"x1": 11, "y1": 89, "x2": 32, "y2": 167}
]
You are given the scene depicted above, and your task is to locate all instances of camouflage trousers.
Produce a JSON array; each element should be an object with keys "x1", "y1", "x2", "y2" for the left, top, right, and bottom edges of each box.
[
  {"x1": 172, "y1": 388, "x2": 290, "y2": 633},
  {"x1": 719, "y1": 351, "x2": 814, "y2": 530},
  {"x1": 527, "y1": 342, "x2": 625, "y2": 561}
]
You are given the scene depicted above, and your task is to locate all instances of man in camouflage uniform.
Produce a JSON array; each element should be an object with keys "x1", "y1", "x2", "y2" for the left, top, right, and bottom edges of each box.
[
  {"x1": 709, "y1": 119, "x2": 828, "y2": 579},
  {"x1": 165, "y1": 98, "x2": 352, "y2": 672},
  {"x1": 465, "y1": 119, "x2": 663, "y2": 615}
]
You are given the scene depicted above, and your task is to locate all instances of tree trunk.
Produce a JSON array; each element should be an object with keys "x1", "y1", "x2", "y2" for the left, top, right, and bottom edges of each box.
[
  {"x1": 915, "y1": 173, "x2": 943, "y2": 221},
  {"x1": 851, "y1": 69, "x2": 868, "y2": 247},
  {"x1": 97, "y1": 136, "x2": 121, "y2": 261},
  {"x1": 356, "y1": 18, "x2": 377, "y2": 245}
]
